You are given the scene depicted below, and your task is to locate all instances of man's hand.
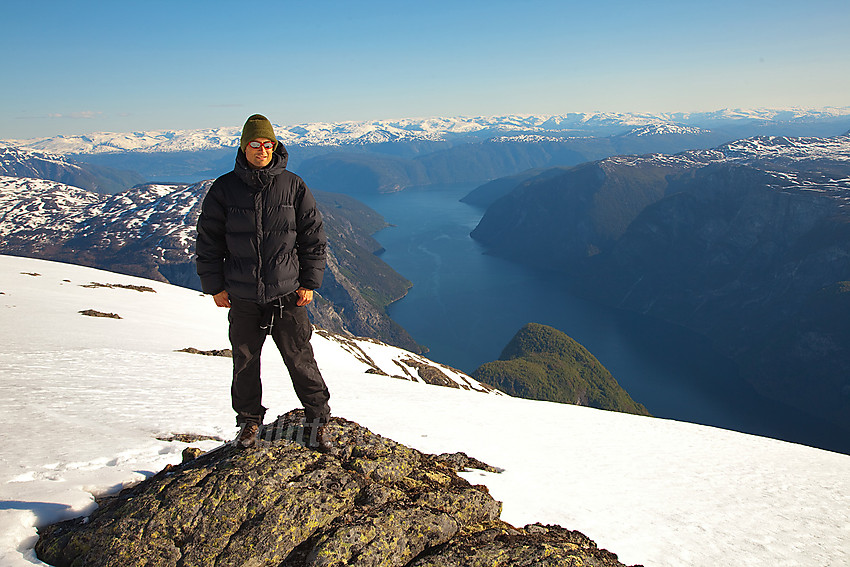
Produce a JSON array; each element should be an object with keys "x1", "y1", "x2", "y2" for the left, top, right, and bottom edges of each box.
[
  {"x1": 213, "y1": 290, "x2": 231, "y2": 308},
  {"x1": 296, "y1": 287, "x2": 314, "y2": 306}
]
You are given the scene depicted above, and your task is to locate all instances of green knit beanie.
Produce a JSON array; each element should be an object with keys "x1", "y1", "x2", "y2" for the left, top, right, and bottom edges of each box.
[{"x1": 239, "y1": 114, "x2": 278, "y2": 152}]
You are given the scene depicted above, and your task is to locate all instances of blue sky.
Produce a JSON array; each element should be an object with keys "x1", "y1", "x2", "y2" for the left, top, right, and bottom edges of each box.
[{"x1": 3, "y1": 0, "x2": 848, "y2": 138}]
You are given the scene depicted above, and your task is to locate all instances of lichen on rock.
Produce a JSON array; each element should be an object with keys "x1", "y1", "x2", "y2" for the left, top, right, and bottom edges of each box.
[{"x1": 35, "y1": 409, "x2": 637, "y2": 567}]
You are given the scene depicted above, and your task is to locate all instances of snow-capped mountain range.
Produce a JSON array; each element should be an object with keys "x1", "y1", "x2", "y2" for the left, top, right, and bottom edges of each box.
[
  {"x1": 1, "y1": 255, "x2": 848, "y2": 567},
  {"x1": 602, "y1": 134, "x2": 850, "y2": 205},
  {"x1": 3, "y1": 107, "x2": 849, "y2": 155},
  {"x1": 720, "y1": 134, "x2": 850, "y2": 162},
  {"x1": 618, "y1": 123, "x2": 710, "y2": 137},
  {"x1": 0, "y1": 133, "x2": 847, "y2": 330},
  {"x1": 3, "y1": 133, "x2": 847, "y2": 265},
  {"x1": 602, "y1": 133, "x2": 850, "y2": 168}
]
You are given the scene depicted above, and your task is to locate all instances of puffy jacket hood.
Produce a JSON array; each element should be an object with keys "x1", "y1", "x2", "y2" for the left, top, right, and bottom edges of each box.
[{"x1": 234, "y1": 143, "x2": 289, "y2": 190}]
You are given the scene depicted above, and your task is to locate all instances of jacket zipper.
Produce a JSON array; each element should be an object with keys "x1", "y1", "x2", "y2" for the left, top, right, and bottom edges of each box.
[{"x1": 255, "y1": 187, "x2": 265, "y2": 304}]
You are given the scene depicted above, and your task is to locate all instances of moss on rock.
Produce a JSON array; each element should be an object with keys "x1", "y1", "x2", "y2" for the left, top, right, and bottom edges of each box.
[{"x1": 35, "y1": 409, "x2": 637, "y2": 567}]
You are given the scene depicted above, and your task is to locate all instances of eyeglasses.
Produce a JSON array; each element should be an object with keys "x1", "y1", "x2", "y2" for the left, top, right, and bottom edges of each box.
[{"x1": 248, "y1": 141, "x2": 275, "y2": 150}]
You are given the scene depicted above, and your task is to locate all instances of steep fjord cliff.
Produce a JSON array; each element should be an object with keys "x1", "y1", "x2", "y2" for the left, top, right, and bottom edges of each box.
[{"x1": 470, "y1": 135, "x2": 850, "y2": 434}]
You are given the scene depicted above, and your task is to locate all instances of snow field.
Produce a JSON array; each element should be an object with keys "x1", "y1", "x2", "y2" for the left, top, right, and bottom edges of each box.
[{"x1": 1, "y1": 255, "x2": 848, "y2": 567}]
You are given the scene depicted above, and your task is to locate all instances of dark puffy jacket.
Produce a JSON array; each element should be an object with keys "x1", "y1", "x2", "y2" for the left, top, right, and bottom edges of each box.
[{"x1": 195, "y1": 144, "x2": 327, "y2": 304}]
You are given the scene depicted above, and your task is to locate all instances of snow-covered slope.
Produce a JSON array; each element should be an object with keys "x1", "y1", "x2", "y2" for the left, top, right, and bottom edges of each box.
[
  {"x1": 720, "y1": 134, "x2": 850, "y2": 161},
  {"x1": 598, "y1": 134, "x2": 850, "y2": 207},
  {"x1": 613, "y1": 133, "x2": 850, "y2": 167},
  {"x1": 0, "y1": 175, "x2": 207, "y2": 263},
  {"x1": 0, "y1": 177, "x2": 103, "y2": 240},
  {"x1": 4, "y1": 107, "x2": 849, "y2": 155},
  {"x1": 0, "y1": 145, "x2": 86, "y2": 176},
  {"x1": 1, "y1": 255, "x2": 848, "y2": 567}
]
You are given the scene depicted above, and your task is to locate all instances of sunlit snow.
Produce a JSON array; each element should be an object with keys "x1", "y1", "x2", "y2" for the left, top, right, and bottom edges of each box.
[{"x1": 1, "y1": 255, "x2": 848, "y2": 567}]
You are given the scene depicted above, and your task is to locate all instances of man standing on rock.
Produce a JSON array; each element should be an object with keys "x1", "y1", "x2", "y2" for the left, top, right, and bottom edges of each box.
[{"x1": 195, "y1": 113, "x2": 331, "y2": 451}]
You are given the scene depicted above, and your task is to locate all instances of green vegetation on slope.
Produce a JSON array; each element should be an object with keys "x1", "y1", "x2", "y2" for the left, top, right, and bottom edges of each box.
[{"x1": 473, "y1": 323, "x2": 650, "y2": 416}]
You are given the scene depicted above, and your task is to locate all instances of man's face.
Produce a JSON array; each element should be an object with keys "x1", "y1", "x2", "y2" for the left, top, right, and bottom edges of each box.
[{"x1": 245, "y1": 138, "x2": 274, "y2": 169}]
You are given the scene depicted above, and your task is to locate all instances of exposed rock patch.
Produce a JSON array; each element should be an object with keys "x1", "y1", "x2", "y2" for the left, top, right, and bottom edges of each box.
[
  {"x1": 399, "y1": 357, "x2": 459, "y2": 389},
  {"x1": 78, "y1": 309, "x2": 121, "y2": 319},
  {"x1": 315, "y1": 330, "x2": 500, "y2": 394},
  {"x1": 35, "y1": 410, "x2": 636, "y2": 567},
  {"x1": 80, "y1": 281, "x2": 157, "y2": 292},
  {"x1": 155, "y1": 433, "x2": 225, "y2": 443},
  {"x1": 410, "y1": 523, "x2": 628, "y2": 567},
  {"x1": 175, "y1": 347, "x2": 233, "y2": 358},
  {"x1": 181, "y1": 447, "x2": 205, "y2": 463},
  {"x1": 433, "y1": 451, "x2": 504, "y2": 474}
]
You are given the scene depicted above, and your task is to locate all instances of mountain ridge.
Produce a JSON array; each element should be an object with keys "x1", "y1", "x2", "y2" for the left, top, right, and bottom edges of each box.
[
  {"x1": 5, "y1": 107, "x2": 849, "y2": 155},
  {"x1": 0, "y1": 175, "x2": 421, "y2": 352},
  {"x1": 469, "y1": 133, "x2": 850, "y2": 443},
  {"x1": 471, "y1": 133, "x2": 850, "y2": 261},
  {"x1": 0, "y1": 144, "x2": 145, "y2": 194}
]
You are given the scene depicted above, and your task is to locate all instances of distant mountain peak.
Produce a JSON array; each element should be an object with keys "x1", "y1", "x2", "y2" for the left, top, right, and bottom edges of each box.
[
  {"x1": 1, "y1": 144, "x2": 82, "y2": 170},
  {"x1": 4, "y1": 107, "x2": 849, "y2": 156},
  {"x1": 619, "y1": 123, "x2": 710, "y2": 137}
]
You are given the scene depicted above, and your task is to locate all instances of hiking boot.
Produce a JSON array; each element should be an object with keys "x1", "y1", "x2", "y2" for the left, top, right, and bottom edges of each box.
[
  {"x1": 303, "y1": 420, "x2": 332, "y2": 453},
  {"x1": 313, "y1": 424, "x2": 332, "y2": 453},
  {"x1": 235, "y1": 421, "x2": 260, "y2": 449}
]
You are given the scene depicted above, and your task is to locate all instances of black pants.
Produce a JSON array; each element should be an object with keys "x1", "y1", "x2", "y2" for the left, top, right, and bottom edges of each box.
[{"x1": 229, "y1": 294, "x2": 330, "y2": 425}]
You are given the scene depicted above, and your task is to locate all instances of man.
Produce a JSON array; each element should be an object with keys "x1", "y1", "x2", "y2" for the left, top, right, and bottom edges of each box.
[{"x1": 195, "y1": 113, "x2": 331, "y2": 450}]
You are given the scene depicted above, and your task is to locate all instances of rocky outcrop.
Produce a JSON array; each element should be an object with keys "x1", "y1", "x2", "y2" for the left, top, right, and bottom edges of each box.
[
  {"x1": 35, "y1": 410, "x2": 636, "y2": 567},
  {"x1": 409, "y1": 523, "x2": 628, "y2": 567}
]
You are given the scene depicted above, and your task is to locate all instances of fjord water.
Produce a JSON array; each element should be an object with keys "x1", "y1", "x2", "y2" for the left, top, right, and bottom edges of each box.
[{"x1": 359, "y1": 184, "x2": 847, "y2": 453}]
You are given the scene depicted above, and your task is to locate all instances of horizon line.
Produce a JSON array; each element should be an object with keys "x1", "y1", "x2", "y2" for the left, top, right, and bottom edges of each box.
[{"x1": 4, "y1": 105, "x2": 850, "y2": 144}]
